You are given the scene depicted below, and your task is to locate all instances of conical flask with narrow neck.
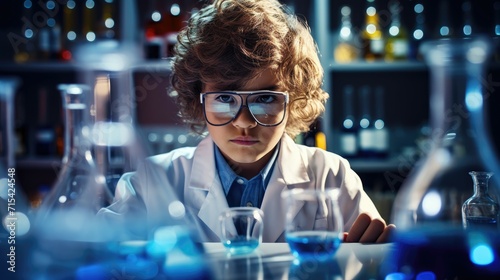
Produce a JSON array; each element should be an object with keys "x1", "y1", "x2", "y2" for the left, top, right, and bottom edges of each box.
[
  {"x1": 35, "y1": 84, "x2": 113, "y2": 240},
  {"x1": 384, "y1": 37, "x2": 500, "y2": 279}
]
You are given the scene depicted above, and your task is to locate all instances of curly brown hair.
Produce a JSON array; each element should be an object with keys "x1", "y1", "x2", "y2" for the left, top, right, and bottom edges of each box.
[{"x1": 170, "y1": 0, "x2": 328, "y2": 139}]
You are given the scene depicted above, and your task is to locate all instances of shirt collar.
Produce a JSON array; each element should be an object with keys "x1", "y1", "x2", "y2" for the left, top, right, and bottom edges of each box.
[{"x1": 214, "y1": 142, "x2": 280, "y2": 196}]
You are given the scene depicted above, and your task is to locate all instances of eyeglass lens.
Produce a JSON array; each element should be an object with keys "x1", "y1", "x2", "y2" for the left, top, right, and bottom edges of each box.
[{"x1": 203, "y1": 92, "x2": 286, "y2": 126}]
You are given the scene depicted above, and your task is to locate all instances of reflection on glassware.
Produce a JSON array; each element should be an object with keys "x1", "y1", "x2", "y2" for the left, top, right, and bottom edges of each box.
[
  {"x1": 209, "y1": 249, "x2": 263, "y2": 280},
  {"x1": 288, "y1": 258, "x2": 342, "y2": 279},
  {"x1": 219, "y1": 207, "x2": 264, "y2": 255},
  {"x1": 281, "y1": 189, "x2": 343, "y2": 261},
  {"x1": 0, "y1": 78, "x2": 19, "y2": 173},
  {"x1": 35, "y1": 84, "x2": 113, "y2": 240},
  {"x1": 95, "y1": 225, "x2": 211, "y2": 280},
  {"x1": 74, "y1": 33, "x2": 154, "y2": 194},
  {"x1": 385, "y1": 37, "x2": 500, "y2": 278},
  {"x1": 91, "y1": 72, "x2": 141, "y2": 194},
  {"x1": 0, "y1": 77, "x2": 31, "y2": 238},
  {"x1": 462, "y1": 172, "x2": 499, "y2": 230}
]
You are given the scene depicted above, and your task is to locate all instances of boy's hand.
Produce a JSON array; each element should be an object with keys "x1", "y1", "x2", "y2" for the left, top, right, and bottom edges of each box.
[{"x1": 343, "y1": 213, "x2": 396, "y2": 243}]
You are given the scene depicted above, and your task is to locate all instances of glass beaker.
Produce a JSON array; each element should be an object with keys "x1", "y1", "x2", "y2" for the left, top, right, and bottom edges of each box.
[
  {"x1": 385, "y1": 37, "x2": 500, "y2": 279},
  {"x1": 281, "y1": 189, "x2": 343, "y2": 261},
  {"x1": 219, "y1": 207, "x2": 264, "y2": 255},
  {"x1": 34, "y1": 84, "x2": 113, "y2": 241}
]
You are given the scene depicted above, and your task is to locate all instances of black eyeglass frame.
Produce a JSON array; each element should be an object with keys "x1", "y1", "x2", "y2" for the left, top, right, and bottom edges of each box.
[{"x1": 200, "y1": 90, "x2": 289, "y2": 127}]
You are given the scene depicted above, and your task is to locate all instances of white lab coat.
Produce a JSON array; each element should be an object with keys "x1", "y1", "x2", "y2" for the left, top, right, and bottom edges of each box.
[{"x1": 99, "y1": 133, "x2": 382, "y2": 242}]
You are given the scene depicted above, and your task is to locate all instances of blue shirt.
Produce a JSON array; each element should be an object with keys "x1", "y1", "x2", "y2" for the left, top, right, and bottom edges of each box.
[{"x1": 214, "y1": 144, "x2": 279, "y2": 209}]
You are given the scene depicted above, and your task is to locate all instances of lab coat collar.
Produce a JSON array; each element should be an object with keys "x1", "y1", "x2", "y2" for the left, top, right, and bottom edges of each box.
[
  {"x1": 276, "y1": 134, "x2": 310, "y2": 185},
  {"x1": 189, "y1": 136, "x2": 217, "y2": 192},
  {"x1": 190, "y1": 134, "x2": 311, "y2": 242}
]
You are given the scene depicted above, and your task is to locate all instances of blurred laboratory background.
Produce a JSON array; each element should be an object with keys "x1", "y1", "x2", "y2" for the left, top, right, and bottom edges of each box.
[{"x1": 1, "y1": 0, "x2": 500, "y2": 223}]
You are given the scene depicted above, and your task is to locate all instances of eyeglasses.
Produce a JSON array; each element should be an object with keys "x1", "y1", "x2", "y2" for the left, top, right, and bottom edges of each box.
[{"x1": 200, "y1": 90, "x2": 289, "y2": 126}]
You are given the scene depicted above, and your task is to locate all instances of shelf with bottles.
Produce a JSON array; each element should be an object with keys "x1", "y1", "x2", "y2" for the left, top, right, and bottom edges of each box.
[
  {"x1": 4, "y1": 0, "x2": 122, "y2": 64},
  {"x1": 1, "y1": 0, "x2": 204, "y2": 63},
  {"x1": 314, "y1": 0, "x2": 500, "y2": 177},
  {"x1": 325, "y1": 78, "x2": 431, "y2": 173},
  {"x1": 327, "y1": 0, "x2": 500, "y2": 66}
]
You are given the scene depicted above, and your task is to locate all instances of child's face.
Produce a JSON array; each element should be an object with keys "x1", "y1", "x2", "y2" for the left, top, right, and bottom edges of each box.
[{"x1": 204, "y1": 69, "x2": 287, "y2": 170}]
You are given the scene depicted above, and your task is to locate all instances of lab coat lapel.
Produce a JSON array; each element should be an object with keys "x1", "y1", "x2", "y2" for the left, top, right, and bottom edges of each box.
[
  {"x1": 188, "y1": 136, "x2": 228, "y2": 239},
  {"x1": 198, "y1": 185, "x2": 228, "y2": 239},
  {"x1": 261, "y1": 134, "x2": 310, "y2": 242}
]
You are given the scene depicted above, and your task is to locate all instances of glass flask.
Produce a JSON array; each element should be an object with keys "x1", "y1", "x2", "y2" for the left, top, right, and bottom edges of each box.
[
  {"x1": 71, "y1": 30, "x2": 211, "y2": 280},
  {"x1": 384, "y1": 37, "x2": 500, "y2": 279},
  {"x1": 34, "y1": 84, "x2": 113, "y2": 240},
  {"x1": 462, "y1": 171, "x2": 499, "y2": 229},
  {"x1": 74, "y1": 37, "x2": 149, "y2": 195}
]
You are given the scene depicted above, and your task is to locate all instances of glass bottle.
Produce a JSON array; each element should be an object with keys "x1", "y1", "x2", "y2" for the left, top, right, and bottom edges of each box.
[
  {"x1": 357, "y1": 85, "x2": 376, "y2": 158},
  {"x1": 384, "y1": 0, "x2": 409, "y2": 61},
  {"x1": 302, "y1": 119, "x2": 326, "y2": 150},
  {"x1": 409, "y1": 2, "x2": 426, "y2": 61},
  {"x1": 98, "y1": 0, "x2": 116, "y2": 40},
  {"x1": 62, "y1": 0, "x2": 78, "y2": 61},
  {"x1": 47, "y1": 6, "x2": 62, "y2": 60},
  {"x1": 361, "y1": 0, "x2": 384, "y2": 61},
  {"x1": 334, "y1": 6, "x2": 359, "y2": 63},
  {"x1": 12, "y1": 0, "x2": 35, "y2": 62},
  {"x1": 83, "y1": 0, "x2": 96, "y2": 42},
  {"x1": 494, "y1": 1, "x2": 500, "y2": 61},
  {"x1": 34, "y1": 84, "x2": 113, "y2": 240},
  {"x1": 338, "y1": 85, "x2": 358, "y2": 158},
  {"x1": 385, "y1": 37, "x2": 500, "y2": 278},
  {"x1": 436, "y1": 0, "x2": 453, "y2": 39},
  {"x1": 461, "y1": 1, "x2": 473, "y2": 38},
  {"x1": 372, "y1": 86, "x2": 388, "y2": 158},
  {"x1": 462, "y1": 172, "x2": 499, "y2": 230}
]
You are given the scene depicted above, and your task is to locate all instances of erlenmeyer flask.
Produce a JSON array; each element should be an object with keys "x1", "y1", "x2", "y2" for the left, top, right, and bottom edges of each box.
[
  {"x1": 34, "y1": 84, "x2": 113, "y2": 240},
  {"x1": 72, "y1": 43, "x2": 211, "y2": 278},
  {"x1": 385, "y1": 37, "x2": 500, "y2": 279}
]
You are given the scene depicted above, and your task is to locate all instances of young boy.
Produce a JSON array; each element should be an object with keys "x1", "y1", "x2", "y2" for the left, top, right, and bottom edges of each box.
[{"x1": 101, "y1": 0, "x2": 395, "y2": 243}]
